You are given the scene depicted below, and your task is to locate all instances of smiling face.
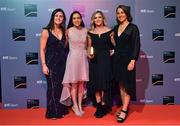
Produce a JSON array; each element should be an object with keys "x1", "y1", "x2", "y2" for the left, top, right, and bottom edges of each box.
[
  {"x1": 116, "y1": 8, "x2": 128, "y2": 23},
  {"x1": 93, "y1": 12, "x2": 104, "y2": 27},
  {"x1": 72, "y1": 13, "x2": 82, "y2": 27},
  {"x1": 53, "y1": 11, "x2": 64, "y2": 25}
]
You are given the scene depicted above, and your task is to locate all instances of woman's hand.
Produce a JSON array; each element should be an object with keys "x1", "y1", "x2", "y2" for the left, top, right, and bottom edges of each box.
[
  {"x1": 110, "y1": 49, "x2": 114, "y2": 56},
  {"x1": 42, "y1": 64, "x2": 49, "y2": 75},
  {"x1": 110, "y1": 32, "x2": 116, "y2": 46},
  {"x1": 87, "y1": 53, "x2": 94, "y2": 59},
  {"x1": 127, "y1": 60, "x2": 135, "y2": 71},
  {"x1": 87, "y1": 46, "x2": 94, "y2": 59}
]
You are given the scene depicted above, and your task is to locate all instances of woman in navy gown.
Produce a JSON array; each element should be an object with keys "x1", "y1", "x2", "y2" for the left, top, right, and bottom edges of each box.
[{"x1": 40, "y1": 8, "x2": 68, "y2": 119}]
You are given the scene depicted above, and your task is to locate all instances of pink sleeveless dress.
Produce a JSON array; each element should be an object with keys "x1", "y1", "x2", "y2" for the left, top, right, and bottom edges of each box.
[{"x1": 60, "y1": 27, "x2": 89, "y2": 105}]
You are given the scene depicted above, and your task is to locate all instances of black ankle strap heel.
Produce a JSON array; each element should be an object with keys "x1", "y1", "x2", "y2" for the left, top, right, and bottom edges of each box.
[{"x1": 117, "y1": 109, "x2": 128, "y2": 123}]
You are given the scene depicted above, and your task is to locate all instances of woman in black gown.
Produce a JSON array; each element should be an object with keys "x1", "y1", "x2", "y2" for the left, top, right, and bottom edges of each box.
[
  {"x1": 112, "y1": 5, "x2": 140, "y2": 123},
  {"x1": 40, "y1": 8, "x2": 68, "y2": 119},
  {"x1": 87, "y1": 10, "x2": 113, "y2": 118}
]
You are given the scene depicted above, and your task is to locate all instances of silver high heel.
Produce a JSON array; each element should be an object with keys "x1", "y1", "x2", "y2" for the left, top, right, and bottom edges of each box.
[
  {"x1": 80, "y1": 109, "x2": 85, "y2": 115},
  {"x1": 72, "y1": 106, "x2": 82, "y2": 116},
  {"x1": 79, "y1": 106, "x2": 85, "y2": 115}
]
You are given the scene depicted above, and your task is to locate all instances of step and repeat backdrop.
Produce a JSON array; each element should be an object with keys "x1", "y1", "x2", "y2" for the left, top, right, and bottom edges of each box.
[{"x1": 0, "y1": 0, "x2": 179, "y2": 109}]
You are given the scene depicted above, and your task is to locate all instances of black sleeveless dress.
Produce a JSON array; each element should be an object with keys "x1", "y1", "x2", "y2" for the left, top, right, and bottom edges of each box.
[
  {"x1": 87, "y1": 30, "x2": 113, "y2": 107},
  {"x1": 113, "y1": 23, "x2": 140, "y2": 101},
  {"x1": 45, "y1": 29, "x2": 68, "y2": 118}
]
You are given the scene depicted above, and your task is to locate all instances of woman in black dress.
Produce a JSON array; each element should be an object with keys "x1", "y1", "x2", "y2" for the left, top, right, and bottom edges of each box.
[
  {"x1": 112, "y1": 5, "x2": 140, "y2": 122},
  {"x1": 40, "y1": 8, "x2": 68, "y2": 119},
  {"x1": 87, "y1": 10, "x2": 113, "y2": 118}
]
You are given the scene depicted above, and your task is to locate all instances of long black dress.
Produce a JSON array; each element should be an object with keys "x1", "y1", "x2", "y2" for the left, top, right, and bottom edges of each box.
[
  {"x1": 113, "y1": 23, "x2": 140, "y2": 101},
  {"x1": 45, "y1": 29, "x2": 68, "y2": 119},
  {"x1": 87, "y1": 30, "x2": 113, "y2": 108}
]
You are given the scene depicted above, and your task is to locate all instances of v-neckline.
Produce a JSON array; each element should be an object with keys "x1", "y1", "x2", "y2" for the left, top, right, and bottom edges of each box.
[
  {"x1": 117, "y1": 23, "x2": 130, "y2": 37},
  {"x1": 50, "y1": 31, "x2": 63, "y2": 41}
]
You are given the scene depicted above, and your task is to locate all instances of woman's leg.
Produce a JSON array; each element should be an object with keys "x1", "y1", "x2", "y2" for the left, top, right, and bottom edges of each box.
[
  {"x1": 121, "y1": 90, "x2": 130, "y2": 111},
  {"x1": 101, "y1": 91, "x2": 105, "y2": 105},
  {"x1": 95, "y1": 91, "x2": 101, "y2": 103},
  {"x1": 119, "y1": 82, "x2": 125, "y2": 104},
  {"x1": 95, "y1": 91, "x2": 109, "y2": 118},
  {"x1": 116, "y1": 82, "x2": 125, "y2": 115},
  {"x1": 117, "y1": 84, "x2": 130, "y2": 122},
  {"x1": 78, "y1": 81, "x2": 84, "y2": 113},
  {"x1": 101, "y1": 90, "x2": 110, "y2": 115},
  {"x1": 94, "y1": 91, "x2": 101, "y2": 116},
  {"x1": 71, "y1": 83, "x2": 81, "y2": 116},
  {"x1": 119, "y1": 83, "x2": 130, "y2": 111}
]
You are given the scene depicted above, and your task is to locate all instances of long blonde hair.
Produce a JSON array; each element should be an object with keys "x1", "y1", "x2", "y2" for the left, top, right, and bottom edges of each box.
[{"x1": 90, "y1": 10, "x2": 107, "y2": 31}]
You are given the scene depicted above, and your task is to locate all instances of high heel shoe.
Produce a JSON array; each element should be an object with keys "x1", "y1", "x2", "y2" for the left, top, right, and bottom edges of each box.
[
  {"x1": 117, "y1": 109, "x2": 128, "y2": 123},
  {"x1": 115, "y1": 110, "x2": 121, "y2": 117},
  {"x1": 79, "y1": 105, "x2": 85, "y2": 115},
  {"x1": 95, "y1": 105, "x2": 108, "y2": 118},
  {"x1": 80, "y1": 109, "x2": 85, "y2": 115},
  {"x1": 72, "y1": 106, "x2": 82, "y2": 116},
  {"x1": 94, "y1": 102, "x2": 101, "y2": 117}
]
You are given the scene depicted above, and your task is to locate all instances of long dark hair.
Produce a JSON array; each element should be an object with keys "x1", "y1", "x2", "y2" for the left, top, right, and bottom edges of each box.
[
  {"x1": 67, "y1": 11, "x2": 85, "y2": 29},
  {"x1": 116, "y1": 5, "x2": 132, "y2": 24},
  {"x1": 45, "y1": 8, "x2": 66, "y2": 36}
]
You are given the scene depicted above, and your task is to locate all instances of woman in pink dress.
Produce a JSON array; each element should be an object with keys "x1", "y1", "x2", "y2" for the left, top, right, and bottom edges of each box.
[{"x1": 60, "y1": 11, "x2": 89, "y2": 116}]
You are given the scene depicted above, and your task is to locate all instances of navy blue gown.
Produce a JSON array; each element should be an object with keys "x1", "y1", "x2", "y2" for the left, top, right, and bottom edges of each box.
[{"x1": 45, "y1": 29, "x2": 68, "y2": 119}]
